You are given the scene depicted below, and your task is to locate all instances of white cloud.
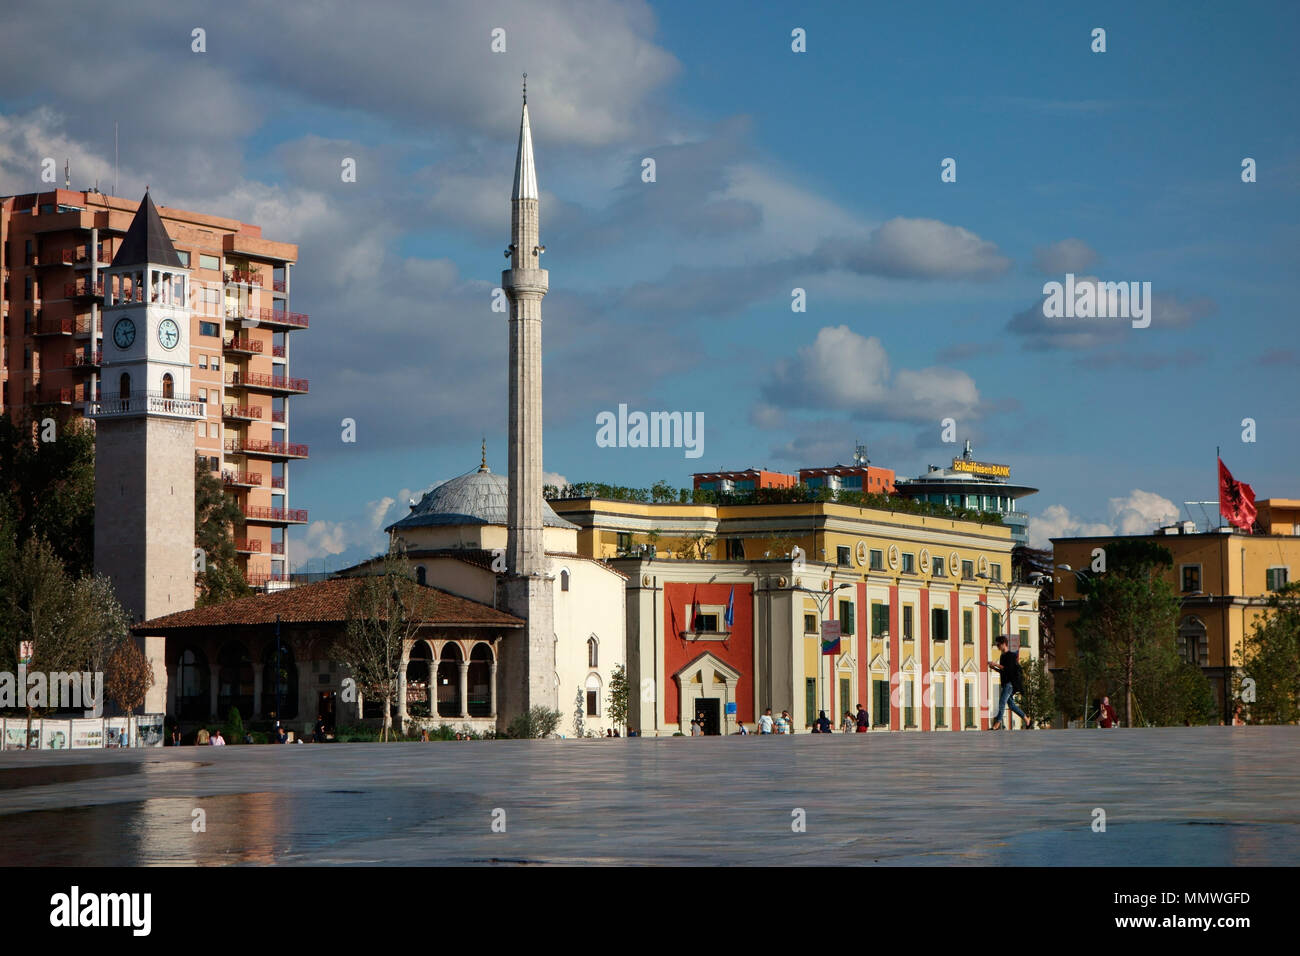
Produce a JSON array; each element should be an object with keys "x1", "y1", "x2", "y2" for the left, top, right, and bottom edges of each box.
[
  {"x1": 1033, "y1": 238, "x2": 1097, "y2": 274},
  {"x1": 543, "y1": 471, "x2": 568, "y2": 487},
  {"x1": 824, "y1": 217, "x2": 1012, "y2": 280},
  {"x1": 1028, "y1": 489, "x2": 1181, "y2": 549}
]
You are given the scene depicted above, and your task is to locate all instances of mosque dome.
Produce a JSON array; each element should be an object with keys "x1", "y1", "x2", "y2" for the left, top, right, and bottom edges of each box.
[{"x1": 387, "y1": 464, "x2": 577, "y2": 532}]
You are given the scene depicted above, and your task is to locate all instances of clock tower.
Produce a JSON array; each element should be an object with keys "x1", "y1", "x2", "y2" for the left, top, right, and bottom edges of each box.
[{"x1": 91, "y1": 192, "x2": 203, "y2": 712}]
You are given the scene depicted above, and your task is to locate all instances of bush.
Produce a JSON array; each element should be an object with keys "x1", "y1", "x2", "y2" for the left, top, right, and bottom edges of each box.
[
  {"x1": 507, "y1": 706, "x2": 561, "y2": 739},
  {"x1": 224, "y1": 707, "x2": 245, "y2": 742}
]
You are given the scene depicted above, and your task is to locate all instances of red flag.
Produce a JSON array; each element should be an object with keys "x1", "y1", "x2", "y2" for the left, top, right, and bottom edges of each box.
[{"x1": 1218, "y1": 458, "x2": 1257, "y2": 531}]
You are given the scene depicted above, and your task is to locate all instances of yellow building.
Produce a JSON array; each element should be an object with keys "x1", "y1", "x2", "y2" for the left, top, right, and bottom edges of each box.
[
  {"x1": 1052, "y1": 503, "x2": 1300, "y2": 723},
  {"x1": 549, "y1": 495, "x2": 1041, "y2": 734}
]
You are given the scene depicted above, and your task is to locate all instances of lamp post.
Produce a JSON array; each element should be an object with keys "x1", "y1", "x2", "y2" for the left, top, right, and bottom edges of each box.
[{"x1": 794, "y1": 581, "x2": 853, "y2": 726}]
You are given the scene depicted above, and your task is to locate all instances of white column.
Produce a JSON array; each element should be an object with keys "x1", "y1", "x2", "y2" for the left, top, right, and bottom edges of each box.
[{"x1": 458, "y1": 661, "x2": 469, "y2": 719}]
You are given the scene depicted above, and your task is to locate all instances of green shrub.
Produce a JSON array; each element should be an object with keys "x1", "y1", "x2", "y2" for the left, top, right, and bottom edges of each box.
[{"x1": 507, "y1": 706, "x2": 561, "y2": 739}]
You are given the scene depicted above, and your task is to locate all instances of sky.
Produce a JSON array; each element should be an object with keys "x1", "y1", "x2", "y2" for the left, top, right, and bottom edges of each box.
[{"x1": 2, "y1": 0, "x2": 1297, "y2": 572}]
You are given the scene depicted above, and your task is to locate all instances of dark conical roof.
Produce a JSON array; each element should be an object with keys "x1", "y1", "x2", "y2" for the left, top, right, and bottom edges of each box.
[{"x1": 111, "y1": 192, "x2": 184, "y2": 269}]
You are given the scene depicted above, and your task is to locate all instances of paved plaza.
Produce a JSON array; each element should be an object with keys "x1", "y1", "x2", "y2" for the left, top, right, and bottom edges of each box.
[{"x1": 0, "y1": 727, "x2": 1295, "y2": 866}]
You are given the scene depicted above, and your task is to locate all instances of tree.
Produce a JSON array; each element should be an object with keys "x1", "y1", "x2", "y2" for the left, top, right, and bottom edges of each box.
[
  {"x1": 106, "y1": 639, "x2": 155, "y2": 715},
  {"x1": 650, "y1": 480, "x2": 676, "y2": 503},
  {"x1": 335, "y1": 545, "x2": 422, "y2": 741},
  {"x1": 195, "y1": 456, "x2": 251, "y2": 606},
  {"x1": 1018, "y1": 657, "x2": 1056, "y2": 727},
  {"x1": 1133, "y1": 641, "x2": 1217, "y2": 726},
  {"x1": 573, "y1": 686, "x2": 586, "y2": 738},
  {"x1": 507, "y1": 706, "x2": 561, "y2": 739},
  {"x1": 1013, "y1": 544, "x2": 1056, "y2": 664},
  {"x1": 606, "y1": 664, "x2": 630, "y2": 733},
  {"x1": 1070, "y1": 541, "x2": 1179, "y2": 727},
  {"x1": 1236, "y1": 582, "x2": 1300, "y2": 724}
]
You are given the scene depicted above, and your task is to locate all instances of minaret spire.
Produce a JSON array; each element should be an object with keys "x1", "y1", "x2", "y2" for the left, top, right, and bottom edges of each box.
[{"x1": 512, "y1": 77, "x2": 538, "y2": 202}]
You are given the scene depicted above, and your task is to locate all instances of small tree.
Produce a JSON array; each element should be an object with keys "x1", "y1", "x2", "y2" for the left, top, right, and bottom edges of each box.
[
  {"x1": 1018, "y1": 657, "x2": 1056, "y2": 727},
  {"x1": 606, "y1": 664, "x2": 630, "y2": 733},
  {"x1": 335, "y1": 545, "x2": 422, "y2": 741},
  {"x1": 1236, "y1": 583, "x2": 1300, "y2": 724},
  {"x1": 195, "y1": 457, "x2": 251, "y2": 606},
  {"x1": 573, "y1": 686, "x2": 586, "y2": 738},
  {"x1": 507, "y1": 706, "x2": 561, "y2": 739},
  {"x1": 105, "y1": 639, "x2": 155, "y2": 716}
]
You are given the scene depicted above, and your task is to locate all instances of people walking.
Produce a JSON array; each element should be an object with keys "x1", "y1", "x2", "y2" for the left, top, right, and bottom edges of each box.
[
  {"x1": 736, "y1": 721, "x2": 749, "y2": 735},
  {"x1": 774, "y1": 711, "x2": 791, "y2": 734},
  {"x1": 840, "y1": 711, "x2": 854, "y2": 733},
  {"x1": 816, "y1": 710, "x2": 832, "y2": 734},
  {"x1": 689, "y1": 719, "x2": 703, "y2": 737},
  {"x1": 989, "y1": 636, "x2": 1032, "y2": 730},
  {"x1": 195, "y1": 727, "x2": 210, "y2": 745},
  {"x1": 759, "y1": 708, "x2": 775, "y2": 734},
  {"x1": 1098, "y1": 696, "x2": 1118, "y2": 729},
  {"x1": 855, "y1": 704, "x2": 870, "y2": 732}
]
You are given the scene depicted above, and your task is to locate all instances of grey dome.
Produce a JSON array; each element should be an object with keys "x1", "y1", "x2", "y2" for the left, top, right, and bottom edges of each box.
[{"x1": 387, "y1": 467, "x2": 577, "y2": 532}]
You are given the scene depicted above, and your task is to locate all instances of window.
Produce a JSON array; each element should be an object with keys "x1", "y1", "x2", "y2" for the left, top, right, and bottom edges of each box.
[
  {"x1": 587, "y1": 637, "x2": 598, "y2": 668},
  {"x1": 415, "y1": 566, "x2": 426, "y2": 586},
  {"x1": 560, "y1": 569, "x2": 570, "y2": 591},
  {"x1": 1266, "y1": 567, "x2": 1288, "y2": 592},
  {"x1": 1018, "y1": 628, "x2": 1030, "y2": 652},
  {"x1": 873, "y1": 679, "x2": 890, "y2": 727},
  {"x1": 804, "y1": 613, "x2": 817, "y2": 634},
  {"x1": 902, "y1": 552, "x2": 915, "y2": 574},
  {"x1": 586, "y1": 675, "x2": 601, "y2": 717},
  {"x1": 990, "y1": 564, "x2": 1002, "y2": 583},
  {"x1": 932, "y1": 556, "x2": 946, "y2": 577},
  {"x1": 616, "y1": 532, "x2": 631, "y2": 553},
  {"x1": 176, "y1": 250, "x2": 190, "y2": 267},
  {"x1": 935, "y1": 679, "x2": 946, "y2": 728},
  {"x1": 869, "y1": 549, "x2": 883, "y2": 571},
  {"x1": 1181, "y1": 565, "x2": 1201, "y2": 593},
  {"x1": 691, "y1": 612, "x2": 719, "y2": 632},
  {"x1": 726, "y1": 537, "x2": 744, "y2": 560},
  {"x1": 197, "y1": 422, "x2": 206, "y2": 438},
  {"x1": 903, "y1": 605, "x2": 914, "y2": 640},
  {"x1": 198, "y1": 388, "x2": 207, "y2": 403},
  {"x1": 198, "y1": 320, "x2": 218, "y2": 337},
  {"x1": 210, "y1": 356, "x2": 219, "y2": 370},
  {"x1": 964, "y1": 683, "x2": 976, "y2": 728},
  {"x1": 991, "y1": 610, "x2": 1002, "y2": 639},
  {"x1": 199, "y1": 254, "x2": 220, "y2": 271},
  {"x1": 871, "y1": 603, "x2": 889, "y2": 638},
  {"x1": 837, "y1": 546, "x2": 852, "y2": 568},
  {"x1": 161, "y1": 373, "x2": 174, "y2": 399},
  {"x1": 963, "y1": 609, "x2": 973, "y2": 645},
  {"x1": 198, "y1": 354, "x2": 207, "y2": 368},
  {"x1": 962, "y1": 560, "x2": 974, "y2": 581},
  {"x1": 208, "y1": 456, "x2": 219, "y2": 471},
  {"x1": 838, "y1": 600, "x2": 854, "y2": 636},
  {"x1": 932, "y1": 607, "x2": 949, "y2": 641},
  {"x1": 903, "y1": 680, "x2": 915, "y2": 728},
  {"x1": 1177, "y1": 617, "x2": 1209, "y2": 667}
]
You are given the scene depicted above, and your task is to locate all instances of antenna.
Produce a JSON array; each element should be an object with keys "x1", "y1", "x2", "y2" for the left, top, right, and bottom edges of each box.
[
  {"x1": 522, "y1": 73, "x2": 527, "y2": 104},
  {"x1": 64, "y1": 158, "x2": 69, "y2": 188},
  {"x1": 853, "y1": 441, "x2": 869, "y2": 466},
  {"x1": 114, "y1": 122, "x2": 119, "y2": 196}
]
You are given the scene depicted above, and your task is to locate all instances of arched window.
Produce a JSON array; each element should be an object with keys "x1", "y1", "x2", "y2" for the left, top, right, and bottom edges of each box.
[
  {"x1": 468, "y1": 643, "x2": 493, "y2": 717},
  {"x1": 217, "y1": 643, "x2": 254, "y2": 719},
  {"x1": 119, "y1": 372, "x2": 130, "y2": 400},
  {"x1": 161, "y1": 373, "x2": 174, "y2": 399},
  {"x1": 1177, "y1": 616, "x2": 1209, "y2": 667},
  {"x1": 587, "y1": 636, "x2": 598, "y2": 668},
  {"x1": 415, "y1": 566, "x2": 426, "y2": 586},
  {"x1": 560, "y1": 569, "x2": 570, "y2": 592},
  {"x1": 585, "y1": 674, "x2": 602, "y2": 717},
  {"x1": 437, "y1": 643, "x2": 464, "y2": 717}
]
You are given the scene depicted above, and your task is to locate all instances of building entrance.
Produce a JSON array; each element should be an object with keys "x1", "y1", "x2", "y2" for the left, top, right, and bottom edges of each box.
[{"x1": 695, "y1": 697, "x2": 720, "y2": 735}]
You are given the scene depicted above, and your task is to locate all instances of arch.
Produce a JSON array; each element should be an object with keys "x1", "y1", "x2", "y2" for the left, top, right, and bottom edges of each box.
[
  {"x1": 216, "y1": 642, "x2": 254, "y2": 719},
  {"x1": 587, "y1": 634, "x2": 599, "y2": 668},
  {"x1": 560, "y1": 568, "x2": 570, "y2": 592},
  {"x1": 118, "y1": 372, "x2": 131, "y2": 402},
  {"x1": 177, "y1": 647, "x2": 209, "y2": 720},
  {"x1": 585, "y1": 673, "x2": 602, "y2": 717},
  {"x1": 261, "y1": 639, "x2": 298, "y2": 720},
  {"x1": 436, "y1": 642, "x2": 464, "y2": 717},
  {"x1": 161, "y1": 373, "x2": 174, "y2": 399},
  {"x1": 415, "y1": 565, "x2": 426, "y2": 586},
  {"x1": 406, "y1": 641, "x2": 434, "y2": 717},
  {"x1": 468, "y1": 643, "x2": 493, "y2": 717},
  {"x1": 1177, "y1": 615, "x2": 1209, "y2": 667}
]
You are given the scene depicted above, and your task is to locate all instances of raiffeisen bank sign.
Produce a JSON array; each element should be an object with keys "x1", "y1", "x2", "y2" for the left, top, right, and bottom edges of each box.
[{"x1": 951, "y1": 458, "x2": 1011, "y2": 479}]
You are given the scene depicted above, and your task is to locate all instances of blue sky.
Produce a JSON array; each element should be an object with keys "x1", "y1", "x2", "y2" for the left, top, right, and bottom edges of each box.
[{"x1": 2, "y1": 0, "x2": 1296, "y2": 570}]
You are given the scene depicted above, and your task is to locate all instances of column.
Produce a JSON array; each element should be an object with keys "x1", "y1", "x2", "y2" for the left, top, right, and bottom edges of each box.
[
  {"x1": 489, "y1": 661, "x2": 498, "y2": 716},
  {"x1": 428, "y1": 659, "x2": 436, "y2": 713},
  {"x1": 458, "y1": 661, "x2": 469, "y2": 718},
  {"x1": 397, "y1": 659, "x2": 408, "y2": 730}
]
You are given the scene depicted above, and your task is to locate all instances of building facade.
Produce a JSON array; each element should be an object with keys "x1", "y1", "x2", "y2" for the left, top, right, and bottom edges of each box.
[
  {"x1": 894, "y1": 441, "x2": 1037, "y2": 546},
  {"x1": 550, "y1": 496, "x2": 1041, "y2": 735},
  {"x1": 1, "y1": 187, "x2": 307, "y2": 588},
  {"x1": 1052, "y1": 513, "x2": 1300, "y2": 722}
]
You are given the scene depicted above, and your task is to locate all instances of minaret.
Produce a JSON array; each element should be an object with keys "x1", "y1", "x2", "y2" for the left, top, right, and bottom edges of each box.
[
  {"x1": 499, "y1": 76, "x2": 557, "y2": 720},
  {"x1": 92, "y1": 192, "x2": 203, "y2": 713}
]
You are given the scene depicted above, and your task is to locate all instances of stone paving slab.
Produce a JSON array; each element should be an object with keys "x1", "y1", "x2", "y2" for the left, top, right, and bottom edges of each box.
[{"x1": 0, "y1": 727, "x2": 1294, "y2": 865}]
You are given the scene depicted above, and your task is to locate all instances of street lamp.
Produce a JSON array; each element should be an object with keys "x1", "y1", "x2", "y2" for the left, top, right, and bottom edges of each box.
[{"x1": 793, "y1": 581, "x2": 853, "y2": 723}]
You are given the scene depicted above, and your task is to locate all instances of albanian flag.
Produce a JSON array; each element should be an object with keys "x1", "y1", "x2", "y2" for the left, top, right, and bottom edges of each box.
[{"x1": 1218, "y1": 458, "x2": 1257, "y2": 531}]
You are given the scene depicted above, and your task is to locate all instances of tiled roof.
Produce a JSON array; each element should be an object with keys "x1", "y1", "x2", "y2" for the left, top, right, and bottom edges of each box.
[{"x1": 134, "y1": 578, "x2": 524, "y2": 633}]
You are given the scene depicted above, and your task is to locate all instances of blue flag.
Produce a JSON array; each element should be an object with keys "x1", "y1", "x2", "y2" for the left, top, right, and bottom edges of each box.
[{"x1": 724, "y1": 587, "x2": 735, "y2": 629}]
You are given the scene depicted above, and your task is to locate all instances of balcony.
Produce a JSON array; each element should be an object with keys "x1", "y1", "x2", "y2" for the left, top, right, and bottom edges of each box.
[
  {"x1": 223, "y1": 336, "x2": 263, "y2": 355},
  {"x1": 222, "y1": 470, "x2": 263, "y2": 488},
  {"x1": 271, "y1": 344, "x2": 286, "y2": 358},
  {"x1": 88, "y1": 391, "x2": 204, "y2": 419},
  {"x1": 242, "y1": 505, "x2": 308, "y2": 525},
  {"x1": 223, "y1": 268, "x2": 264, "y2": 287},
  {"x1": 222, "y1": 403, "x2": 262, "y2": 421},
  {"x1": 25, "y1": 388, "x2": 74, "y2": 405},
  {"x1": 270, "y1": 542, "x2": 285, "y2": 555},
  {"x1": 225, "y1": 305, "x2": 308, "y2": 329},
  {"x1": 64, "y1": 279, "x2": 104, "y2": 300},
  {"x1": 34, "y1": 317, "x2": 74, "y2": 336},
  {"x1": 63, "y1": 349, "x2": 102, "y2": 372},
  {"x1": 225, "y1": 371, "x2": 308, "y2": 394},
  {"x1": 59, "y1": 248, "x2": 112, "y2": 267},
  {"x1": 224, "y1": 437, "x2": 309, "y2": 459},
  {"x1": 247, "y1": 572, "x2": 291, "y2": 588},
  {"x1": 271, "y1": 475, "x2": 285, "y2": 489},
  {"x1": 272, "y1": 278, "x2": 286, "y2": 293},
  {"x1": 271, "y1": 409, "x2": 285, "y2": 423},
  {"x1": 234, "y1": 538, "x2": 264, "y2": 554}
]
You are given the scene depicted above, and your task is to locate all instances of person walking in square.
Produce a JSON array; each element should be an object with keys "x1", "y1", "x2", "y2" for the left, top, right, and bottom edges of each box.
[
  {"x1": 815, "y1": 710, "x2": 832, "y2": 734},
  {"x1": 855, "y1": 704, "x2": 870, "y2": 732},
  {"x1": 759, "y1": 707, "x2": 775, "y2": 734},
  {"x1": 1098, "y1": 696, "x2": 1118, "y2": 729},
  {"x1": 989, "y1": 636, "x2": 1032, "y2": 730},
  {"x1": 840, "y1": 710, "x2": 854, "y2": 733}
]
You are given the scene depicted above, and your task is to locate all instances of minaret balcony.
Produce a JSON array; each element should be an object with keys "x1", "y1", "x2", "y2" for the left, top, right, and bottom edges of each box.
[
  {"x1": 500, "y1": 267, "x2": 548, "y2": 296},
  {"x1": 88, "y1": 391, "x2": 204, "y2": 419},
  {"x1": 225, "y1": 371, "x2": 308, "y2": 394}
]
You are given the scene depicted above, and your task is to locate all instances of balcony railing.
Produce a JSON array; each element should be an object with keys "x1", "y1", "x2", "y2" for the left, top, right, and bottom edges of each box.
[
  {"x1": 272, "y1": 278, "x2": 286, "y2": 292},
  {"x1": 234, "y1": 539, "x2": 264, "y2": 553},
  {"x1": 222, "y1": 404, "x2": 262, "y2": 420},
  {"x1": 60, "y1": 248, "x2": 112, "y2": 266},
  {"x1": 35, "y1": 317, "x2": 74, "y2": 336},
  {"x1": 63, "y1": 349, "x2": 102, "y2": 369},
  {"x1": 247, "y1": 572, "x2": 291, "y2": 587},
  {"x1": 223, "y1": 269, "x2": 264, "y2": 286},
  {"x1": 225, "y1": 305, "x2": 309, "y2": 329},
  {"x1": 270, "y1": 542, "x2": 285, "y2": 555},
  {"x1": 242, "y1": 505, "x2": 308, "y2": 524},
  {"x1": 25, "y1": 388, "x2": 74, "y2": 405},
  {"x1": 225, "y1": 371, "x2": 308, "y2": 393},
  {"x1": 222, "y1": 471, "x2": 263, "y2": 487},
  {"x1": 224, "y1": 438, "x2": 309, "y2": 458},
  {"x1": 271, "y1": 344, "x2": 286, "y2": 357},
  {"x1": 64, "y1": 279, "x2": 104, "y2": 298},
  {"x1": 88, "y1": 391, "x2": 204, "y2": 418},
  {"x1": 270, "y1": 475, "x2": 285, "y2": 489},
  {"x1": 223, "y1": 336, "x2": 263, "y2": 354},
  {"x1": 271, "y1": 409, "x2": 285, "y2": 423}
]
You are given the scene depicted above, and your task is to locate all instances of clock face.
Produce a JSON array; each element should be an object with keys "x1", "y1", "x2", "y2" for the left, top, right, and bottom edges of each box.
[
  {"x1": 158, "y1": 318, "x2": 180, "y2": 350},
  {"x1": 112, "y1": 317, "x2": 136, "y2": 350}
]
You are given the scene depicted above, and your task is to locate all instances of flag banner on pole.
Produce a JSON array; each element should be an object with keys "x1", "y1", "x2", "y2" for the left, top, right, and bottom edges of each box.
[
  {"x1": 724, "y1": 587, "x2": 735, "y2": 630},
  {"x1": 821, "y1": 620, "x2": 841, "y2": 655},
  {"x1": 1218, "y1": 457, "x2": 1257, "y2": 531},
  {"x1": 690, "y1": 587, "x2": 702, "y2": 634}
]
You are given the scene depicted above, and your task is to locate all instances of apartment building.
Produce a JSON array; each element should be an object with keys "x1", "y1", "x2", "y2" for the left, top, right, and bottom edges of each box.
[{"x1": 0, "y1": 188, "x2": 308, "y2": 588}]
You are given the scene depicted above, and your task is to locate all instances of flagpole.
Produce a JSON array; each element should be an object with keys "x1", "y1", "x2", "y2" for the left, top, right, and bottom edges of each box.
[{"x1": 1216, "y1": 446, "x2": 1222, "y2": 530}]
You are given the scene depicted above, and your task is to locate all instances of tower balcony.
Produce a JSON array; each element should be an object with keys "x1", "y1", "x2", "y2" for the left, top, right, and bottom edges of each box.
[
  {"x1": 225, "y1": 305, "x2": 309, "y2": 330},
  {"x1": 222, "y1": 403, "x2": 262, "y2": 422},
  {"x1": 225, "y1": 371, "x2": 308, "y2": 394},
  {"x1": 88, "y1": 391, "x2": 204, "y2": 420},
  {"x1": 222, "y1": 470, "x2": 263, "y2": 488},
  {"x1": 242, "y1": 505, "x2": 308, "y2": 525},
  {"x1": 65, "y1": 279, "x2": 104, "y2": 301},
  {"x1": 224, "y1": 437, "x2": 309, "y2": 459},
  {"x1": 223, "y1": 336, "x2": 263, "y2": 355}
]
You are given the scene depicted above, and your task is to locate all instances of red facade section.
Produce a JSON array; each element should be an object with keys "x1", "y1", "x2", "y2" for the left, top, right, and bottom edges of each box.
[{"x1": 662, "y1": 582, "x2": 753, "y2": 725}]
